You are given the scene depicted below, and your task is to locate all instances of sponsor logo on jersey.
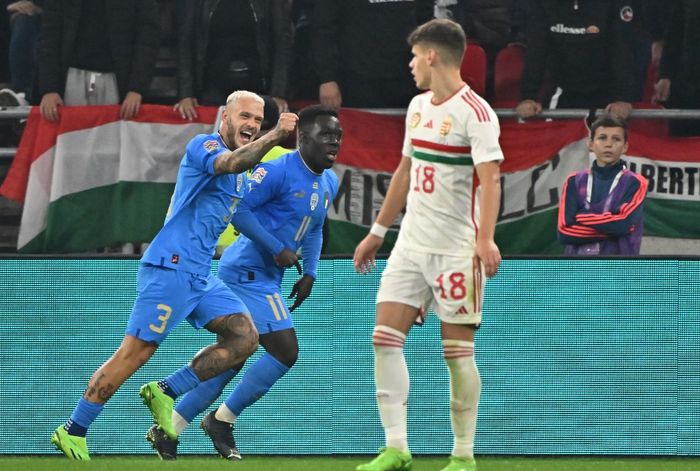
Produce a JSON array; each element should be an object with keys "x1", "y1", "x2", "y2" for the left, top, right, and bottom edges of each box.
[
  {"x1": 586, "y1": 25, "x2": 600, "y2": 33},
  {"x1": 440, "y1": 116, "x2": 453, "y2": 136},
  {"x1": 310, "y1": 193, "x2": 319, "y2": 211},
  {"x1": 203, "y1": 140, "x2": 220, "y2": 152},
  {"x1": 410, "y1": 112, "x2": 421, "y2": 128},
  {"x1": 456, "y1": 305, "x2": 469, "y2": 315},
  {"x1": 250, "y1": 167, "x2": 267, "y2": 184},
  {"x1": 423, "y1": 119, "x2": 433, "y2": 129},
  {"x1": 312, "y1": 182, "x2": 319, "y2": 189},
  {"x1": 236, "y1": 174, "x2": 244, "y2": 192},
  {"x1": 620, "y1": 6, "x2": 633, "y2": 22},
  {"x1": 550, "y1": 23, "x2": 588, "y2": 34}
]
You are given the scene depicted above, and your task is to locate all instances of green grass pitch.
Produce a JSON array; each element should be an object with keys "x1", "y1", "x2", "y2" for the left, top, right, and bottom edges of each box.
[{"x1": 1, "y1": 456, "x2": 699, "y2": 470}]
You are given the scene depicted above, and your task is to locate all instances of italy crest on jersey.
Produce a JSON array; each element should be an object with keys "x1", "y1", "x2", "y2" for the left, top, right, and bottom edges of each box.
[{"x1": 310, "y1": 193, "x2": 319, "y2": 211}]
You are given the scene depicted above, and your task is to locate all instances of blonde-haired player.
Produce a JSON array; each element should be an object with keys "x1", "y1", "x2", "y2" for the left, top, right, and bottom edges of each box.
[{"x1": 353, "y1": 19, "x2": 503, "y2": 471}]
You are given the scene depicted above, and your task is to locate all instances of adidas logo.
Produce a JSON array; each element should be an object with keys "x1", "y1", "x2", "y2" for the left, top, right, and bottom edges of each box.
[
  {"x1": 423, "y1": 120, "x2": 433, "y2": 128},
  {"x1": 456, "y1": 306, "x2": 469, "y2": 315}
]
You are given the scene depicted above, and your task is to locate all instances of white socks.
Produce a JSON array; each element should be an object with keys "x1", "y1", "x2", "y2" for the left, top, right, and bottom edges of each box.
[
  {"x1": 214, "y1": 403, "x2": 238, "y2": 424},
  {"x1": 373, "y1": 325, "x2": 409, "y2": 452},
  {"x1": 443, "y1": 339, "x2": 480, "y2": 460},
  {"x1": 172, "y1": 411, "x2": 189, "y2": 436}
]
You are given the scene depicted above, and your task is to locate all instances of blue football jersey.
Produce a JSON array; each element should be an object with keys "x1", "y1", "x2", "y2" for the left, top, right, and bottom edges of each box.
[
  {"x1": 141, "y1": 132, "x2": 246, "y2": 276},
  {"x1": 218, "y1": 150, "x2": 339, "y2": 284}
]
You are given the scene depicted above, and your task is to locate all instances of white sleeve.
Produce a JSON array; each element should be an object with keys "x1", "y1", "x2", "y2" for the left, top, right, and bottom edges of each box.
[
  {"x1": 466, "y1": 103, "x2": 505, "y2": 166},
  {"x1": 401, "y1": 97, "x2": 419, "y2": 157}
]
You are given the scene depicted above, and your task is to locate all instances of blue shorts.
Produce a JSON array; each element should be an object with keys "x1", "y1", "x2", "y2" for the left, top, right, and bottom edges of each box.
[
  {"x1": 220, "y1": 271, "x2": 293, "y2": 335},
  {"x1": 125, "y1": 264, "x2": 249, "y2": 344}
]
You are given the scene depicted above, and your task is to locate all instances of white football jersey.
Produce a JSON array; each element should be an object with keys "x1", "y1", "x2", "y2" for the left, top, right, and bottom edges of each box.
[{"x1": 396, "y1": 84, "x2": 504, "y2": 254}]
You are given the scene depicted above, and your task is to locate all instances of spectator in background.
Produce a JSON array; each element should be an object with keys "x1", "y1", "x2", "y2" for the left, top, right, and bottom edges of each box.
[
  {"x1": 0, "y1": 4, "x2": 9, "y2": 86},
  {"x1": 509, "y1": 0, "x2": 529, "y2": 45},
  {"x1": 144, "y1": 0, "x2": 179, "y2": 105},
  {"x1": 434, "y1": 0, "x2": 513, "y2": 100},
  {"x1": 434, "y1": 0, "x2": 513, "y2": 55},
  {"x1": 174, "y1": 0, "x2": 292, "y2": 121},
  {"x1": 558, "y1": 115, "x2": 648, "y2": 255},
  {"x1": 289, "y1": 0, "x2": 317, "y2": 101},
  {"x1": 313, "y1": 0, "x2": 433, "y2": 109},
  {"x1": 0, "y1": 1, "x2": 42, "y2": 106},
  {"x1": 36, "y1": 0, "x2": 159, "y2": 122},
  {"x1": 628, "y1": 1, "x2": 672, "y2": 102},
  {"x1": 653, "y1": 0, "x2": 700, "y2": 136},
  {"x1": 515, "y1": 0, "x2": 638, "y2": 121}
]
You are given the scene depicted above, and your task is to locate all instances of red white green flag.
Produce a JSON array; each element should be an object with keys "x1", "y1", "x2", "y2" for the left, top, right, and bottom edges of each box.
[{"x1": 2, "y1": 107, "x2": 699, "y2": 254}]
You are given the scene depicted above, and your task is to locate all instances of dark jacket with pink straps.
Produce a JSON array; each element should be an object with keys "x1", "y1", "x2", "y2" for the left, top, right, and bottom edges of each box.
[{"x1": 558, "y1": 160, "x2": 648, "y2": 255}]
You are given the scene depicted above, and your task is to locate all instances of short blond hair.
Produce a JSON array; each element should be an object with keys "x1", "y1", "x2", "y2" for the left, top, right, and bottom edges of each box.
[{"x1": 225, "y1": 90, "x2": 264, "y2": 108}]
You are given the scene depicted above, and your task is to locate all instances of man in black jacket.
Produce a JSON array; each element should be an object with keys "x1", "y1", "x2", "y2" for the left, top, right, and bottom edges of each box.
[
  {"x1": 653, "y1": 0, "x2": 700, "y2": 136},
  {"x1": 173, "y1": 0, "x2": 291, "y2": 121},
  {"x1": 37, "y1": 0, "x2": 159, "y2": 121},
  {"x1": 515, "y1": 0, "x2": 637, "y2": 120},
  {"x1": 312, "y1": 0, "x2": 434, "y2": 109}
]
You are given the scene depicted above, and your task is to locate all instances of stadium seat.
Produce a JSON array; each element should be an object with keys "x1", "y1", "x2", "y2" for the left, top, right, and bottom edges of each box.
[
  {"x1": 493, "y1": 44, "x2": 525, "y2": 107},
  {"x1": 461, "y1": 43, "x2": 487, "y2": 97}
]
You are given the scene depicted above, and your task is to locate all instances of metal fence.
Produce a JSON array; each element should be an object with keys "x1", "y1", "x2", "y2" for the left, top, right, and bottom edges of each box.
[{"x1": 2, "y1": 105, "x2": 700, "y2": 158}]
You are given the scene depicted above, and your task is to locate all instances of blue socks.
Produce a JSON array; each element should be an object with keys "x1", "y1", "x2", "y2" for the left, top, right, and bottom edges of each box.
[
  {"x1": 175, "y1": 369, "x2": 238, "y2": 422},
  {"x1": 161, "y1": 365, "x2": 201, "y2": 399},
  {"x1": 65, "y1": 398, "x2": 104, "y2": 437},
  {"x1": 224, "y1": 353, "x2": 289, "y2": 416}
]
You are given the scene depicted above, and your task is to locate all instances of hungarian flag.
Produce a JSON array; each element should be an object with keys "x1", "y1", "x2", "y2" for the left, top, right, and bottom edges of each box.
[
  {"x1": 2, "y1": 107, "x2": 700, "y2": 254},
  {"x1": 0, "y1": 105, "x2": 218, "y2": 253},
  {"x1": 328, "y1": 114, "x2": 700, "y2": 255}
]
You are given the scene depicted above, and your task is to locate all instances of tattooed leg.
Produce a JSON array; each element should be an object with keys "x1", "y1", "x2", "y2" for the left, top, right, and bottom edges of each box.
[
  {"x1": 192, "y1": 314, "x2": 259, "y2": 381},
  {"x1": 83, "y1": 335, "x2": 158, "y2": 403}
]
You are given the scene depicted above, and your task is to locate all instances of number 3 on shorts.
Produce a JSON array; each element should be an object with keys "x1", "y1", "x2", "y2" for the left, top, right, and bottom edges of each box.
[{"x1": 149, "y1": 304, "x2": 172, "y2": 334}]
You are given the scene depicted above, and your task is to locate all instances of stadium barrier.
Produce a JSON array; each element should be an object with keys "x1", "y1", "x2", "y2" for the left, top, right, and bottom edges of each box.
[
  {"x1": 1, "y1": 257, "x2": 698, "y2": 455},
  {"x1": 1, "y1": 106, "x2": 699, "y2": 255}
]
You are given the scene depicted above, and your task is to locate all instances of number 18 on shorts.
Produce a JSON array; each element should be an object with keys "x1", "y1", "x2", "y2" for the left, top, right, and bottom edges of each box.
[{"x1": 377, "y1": 247, "x2": 484, "y2": 325}]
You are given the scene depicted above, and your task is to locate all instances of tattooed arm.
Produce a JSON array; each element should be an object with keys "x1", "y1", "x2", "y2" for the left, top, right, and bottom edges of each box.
[{"x1": 214, "y1": 112, "x2": 298, "y2": 175}]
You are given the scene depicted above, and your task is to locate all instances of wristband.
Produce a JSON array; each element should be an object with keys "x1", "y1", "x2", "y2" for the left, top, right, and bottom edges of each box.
[{"x1": 369, "y1": 222, "x2": 389, "y2": 238}]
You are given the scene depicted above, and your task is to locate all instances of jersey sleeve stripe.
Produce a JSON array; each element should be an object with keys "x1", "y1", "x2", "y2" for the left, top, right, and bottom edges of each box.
[
  {"x1": 411, "y1": 138, "x2": 471, "y2": 154},
  {"x1": 466, "y1": 89, "x2": 490, "y2": 121},
  {"x1": 461, "y1": 94, "x2": 486, "y2": 122},
  {"x1": 465, "y1": 89, "x2": 491, "y2": 122}
]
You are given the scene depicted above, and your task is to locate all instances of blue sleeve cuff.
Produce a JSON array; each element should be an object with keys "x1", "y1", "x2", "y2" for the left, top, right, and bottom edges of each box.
[{"x1": 301, "y1": 224, "x2": 323, "y2": 279}]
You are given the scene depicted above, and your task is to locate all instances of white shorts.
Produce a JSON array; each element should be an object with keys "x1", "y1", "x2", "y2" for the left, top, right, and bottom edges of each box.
[{"x1": 376, "y1": 247, "x2": 484, "y2": 324}]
